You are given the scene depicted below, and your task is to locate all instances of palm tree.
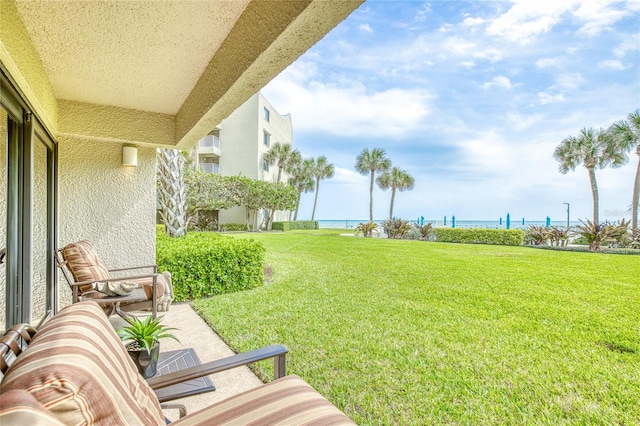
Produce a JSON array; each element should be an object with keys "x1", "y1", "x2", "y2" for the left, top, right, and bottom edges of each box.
[
  {"x1": 376, "y1": 167, "x2": 415, "y2": 219},
  {"x1": 310, "y1": 156, "x2": 334, "y2": 221},
  {"x1": 553, "y1": 127, "x2": 619, "y2": 224},
  {"x1": 608, "y1": 109, "x2": 640, "y2": 231},
  {"x1": 263, "y1": 142, "x2": 298, "y2": 229},
  {"x1": 355, "y1": 148, "x2": 391, "y2": 222},
  {"x1": 264, "y1": 142, "x2": 298, "y2": 184},
  {"x1": 157, "y1": 149, "x2": 187, "y2": 237},
  {"x1": 286, "y1": 153, "x2": 315, "y2": 220}
]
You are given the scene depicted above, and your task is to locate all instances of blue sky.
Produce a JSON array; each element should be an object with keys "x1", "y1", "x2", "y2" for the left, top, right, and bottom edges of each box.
[{"x1": 262, "y1": 0, "x2": 640, "y2": 222}]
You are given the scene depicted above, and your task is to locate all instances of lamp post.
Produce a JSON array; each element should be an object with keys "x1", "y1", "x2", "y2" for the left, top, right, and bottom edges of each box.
[{"x1": 563, "y1": 202, "x2": 570, "y2": 227}]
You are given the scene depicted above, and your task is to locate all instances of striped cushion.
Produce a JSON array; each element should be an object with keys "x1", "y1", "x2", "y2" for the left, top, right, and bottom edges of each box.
[
  {"x1": 0, "y1": 302, "x2": 164, "y2": 425},
  {"x1": 63, "y1": 240, "x2": 166, "y2": 301},
  {"x1": 172, "y1": 375, "x2": 355, "y2": 426},
  {"x1": 0, "y1": 389, "x2": 65, "y2": 425},
  {"x1": 61, "y1": 241, "x2": 111, "y2": 293}
]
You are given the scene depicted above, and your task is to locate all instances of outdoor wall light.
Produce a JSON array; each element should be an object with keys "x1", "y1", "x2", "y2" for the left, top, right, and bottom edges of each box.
[{"x1": 122, "y1": 145, "x2": 138, "y2": 167}]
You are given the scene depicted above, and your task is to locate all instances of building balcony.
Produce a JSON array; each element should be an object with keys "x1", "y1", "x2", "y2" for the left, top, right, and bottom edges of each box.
[
  {"x1": 198, "y1": 135, "x2": 221, "y2": 157},
  {"x1": 200, "y1": 163, "x2": 220, "y2": 174}
]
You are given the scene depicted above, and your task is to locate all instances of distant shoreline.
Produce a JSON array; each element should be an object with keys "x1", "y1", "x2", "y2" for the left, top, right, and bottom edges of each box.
[{"x1": 316, "y1": 219, "x2": 586, "y2": 230}]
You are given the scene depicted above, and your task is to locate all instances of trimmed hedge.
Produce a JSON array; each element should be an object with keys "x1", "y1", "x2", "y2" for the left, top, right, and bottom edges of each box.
[
  {"x1": 434, "y1": 228, "x2": 525, "y2": 246},
  {"x1": 219, "y1": 223, "x2": 250, "y2": 232},
  {"x1": 272, "y1": 220, "x2": 319, "y2": 231},
  {"x1": 156, "y1": 228, "x2": 265, "y2": 301}
]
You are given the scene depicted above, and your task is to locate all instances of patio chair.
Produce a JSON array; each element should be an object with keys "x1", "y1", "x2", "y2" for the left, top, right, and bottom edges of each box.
[{"x1": 55, "y1": 240, "x2": 174, "y2": 319}]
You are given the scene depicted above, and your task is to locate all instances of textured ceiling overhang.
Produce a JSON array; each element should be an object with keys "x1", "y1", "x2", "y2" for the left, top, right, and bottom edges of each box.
[{"x1": 1, "y1": 0, "x2": 363, "y2": 148}]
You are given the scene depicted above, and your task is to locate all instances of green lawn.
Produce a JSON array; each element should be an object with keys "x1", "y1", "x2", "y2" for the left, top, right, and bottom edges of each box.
[{"x1": 191, "y1": 229, "x2": 640, "y2": 425}]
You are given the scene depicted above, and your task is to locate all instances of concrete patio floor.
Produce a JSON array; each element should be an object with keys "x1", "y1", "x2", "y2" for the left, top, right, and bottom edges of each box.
[{"x1": 110, "y1": 303, "x2": 264, "y2": 422}]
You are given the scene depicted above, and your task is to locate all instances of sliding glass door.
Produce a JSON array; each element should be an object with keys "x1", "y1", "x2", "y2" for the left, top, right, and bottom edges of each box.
[{"x1": 1, "y1": 73, "x2": 57, "y2": 331}]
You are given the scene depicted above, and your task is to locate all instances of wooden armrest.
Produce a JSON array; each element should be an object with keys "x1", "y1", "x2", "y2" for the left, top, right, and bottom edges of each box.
[
  {"x1": 109, "y1": 264, "x2": 158, "y2": 273},
  {"x1": 146, "y1": 345, "x2": 288, "y2": 392}
]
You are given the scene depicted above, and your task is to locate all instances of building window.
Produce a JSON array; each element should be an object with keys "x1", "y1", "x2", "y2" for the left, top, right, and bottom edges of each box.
[
  {"x1": 263, "y1": 159, "x2": 269, "y2": 171},
  {"x1": 263, "y1": 131, "x2": 270, "y2": 146},
  {"x1": 263, "y1": 107, "x2": 270, "y2": 122}
]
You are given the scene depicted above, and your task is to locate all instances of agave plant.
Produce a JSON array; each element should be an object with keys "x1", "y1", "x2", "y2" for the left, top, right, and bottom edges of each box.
[
  {"x1": 524, "y1": 225, "x2": 550, "y2": 246},
  {"x1": 381, "y1": 218, "x2": 412, "y2": 239},
  {"x1": 574, "y1": 219, "x2": 630, "y2": 252},
  {"x1": 548, "y1": 226, "x2": 572, "y2": 247},
  {"x1": 630, "y1": 229, "x2": 640, "y2": 249},
  {"x1": 354, "y1": 221, "x2": 378, "y2": 238},
  {"x1": 414, "y1": 222, "x2": 434, "y2": 241},
  {"x1": 606, "y1": 219, "x2": 631, "y2": 248},
  {"x1": 117, "y1": 315, "x2": 179, "y2": 355}
]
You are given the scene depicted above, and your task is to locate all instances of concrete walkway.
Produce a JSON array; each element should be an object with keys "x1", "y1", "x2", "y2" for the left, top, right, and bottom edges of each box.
[{"x1": 111, "y1": 303, "x2": 263, "y2": 421}]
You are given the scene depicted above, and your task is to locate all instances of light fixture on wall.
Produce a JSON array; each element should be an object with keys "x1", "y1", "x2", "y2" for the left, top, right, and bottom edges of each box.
[{"x1": 122, "y1": 145, "x2": 138, "y2": 167}]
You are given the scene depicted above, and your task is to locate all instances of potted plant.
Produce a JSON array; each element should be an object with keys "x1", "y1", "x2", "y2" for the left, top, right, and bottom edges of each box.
[{"x1": 116, "y1": 315, "x2": 179, "y2": 378}]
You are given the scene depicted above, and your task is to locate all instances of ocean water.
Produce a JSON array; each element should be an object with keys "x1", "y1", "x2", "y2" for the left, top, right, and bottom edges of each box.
[{"x1": 316, "y1": 219, "x2": 581, "y2": 230}]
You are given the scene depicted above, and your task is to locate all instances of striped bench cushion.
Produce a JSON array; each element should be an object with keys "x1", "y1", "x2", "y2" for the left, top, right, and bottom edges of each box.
[
  {"x1": 0, "y1": 389, "x2": 65, "y2": 425},
  {"x1": 172, "y1": 375, "x2": 355, "y2": 426},
  {"x1": 0, "y1": 302, "x2": 164, "y2": 425}
]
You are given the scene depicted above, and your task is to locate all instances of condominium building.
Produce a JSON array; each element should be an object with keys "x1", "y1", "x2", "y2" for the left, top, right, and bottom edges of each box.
[{"x1": 192, "y1": 92, "x2": 293, "y2": 229}]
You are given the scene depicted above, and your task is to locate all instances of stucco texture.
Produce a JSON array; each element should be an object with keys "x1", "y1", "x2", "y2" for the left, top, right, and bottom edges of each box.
[
  {"x1": 57, "y1": 138, "x2": 156, "y2": 307},
  {"x1": 0, "y1": 108, "x2": 6, "y2": 330}
]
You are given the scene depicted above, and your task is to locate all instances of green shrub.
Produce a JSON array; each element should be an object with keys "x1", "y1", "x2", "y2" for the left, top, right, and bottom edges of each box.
[
  {"x1": 434, "y1": 228, "x2": 525, "y2": 246},
  {"x1": 272, "y1": 221, "x2": 319, "y2": 231},
  {"x1": 219, "y1": 223, "x2": 250, "y2": 232},
  {"x1": 156, "y1": 230, "x2": 265, "y2": 301}
]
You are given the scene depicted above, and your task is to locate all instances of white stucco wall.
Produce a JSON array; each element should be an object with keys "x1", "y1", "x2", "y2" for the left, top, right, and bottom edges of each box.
[
  {"x1": 0, "y1": 108, "x2": 6, "y2": 331},
  {"x1": 57, "y1": 138, "x2": 156, "y2": 308}
]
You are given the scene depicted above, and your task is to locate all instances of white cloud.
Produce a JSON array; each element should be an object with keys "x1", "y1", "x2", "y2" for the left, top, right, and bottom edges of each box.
[
  {"x1": 359, "y1": 23, "x2": 373, "y2": 34},
  {"x1": 538, "y1": 92, "x2": 565, "y2": 105},
  {"x1": 462, "y1": 17, "x2": 486, "y2": 27},
  {"x1": 332, "y1": 167, "x2": 366, "y2": 185},
  {"x1": 614, "y1": 39, "x2": 638, "y2": 58},
  {"x1": 263, "y1": 62, "x2": 433, "y2": 138},
  {"x1": 535, "y1": 57, "x2": 559, "y2": 68},
  {"x1": 442, "y1": 36, "x2": 476, "y2": 56},
  {"x1": 574, "y1": 1, "x2": 631, "y2": 35},
  {"x1": 482, "y1": 75, "x2": 513, "y2": 90},
  {"x1": 598, "y1": 59, "x2": 626, "y2": 70},
  {"x1": 506, "y1": 113, "x2": 544, "y2": 131},
  {"x1": 485, "y1": 1, "x2": 572, "y2": 43},
  {"x1": 415, "y1": 2, "x2": 431, "y2": 22},
  {"x1": 555, "y1": 73, "x2": 585, "y2": 90}
]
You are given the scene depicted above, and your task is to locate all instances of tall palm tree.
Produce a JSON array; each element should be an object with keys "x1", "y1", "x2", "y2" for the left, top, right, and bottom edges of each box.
[
  {"x1": 553, "y1": 127, "x2": 619, "y2": 224},
  {"x1": 608, "y1": 109, "x2": 640, "y2": 231},
  {"x1": 263, "y1": 142, "x2": 298, "y2": 229},
  {"x1": 376, "y1": 167, "x2": 415, "y2": 219},
  {"x1": 264, "y1": 142, "x2": 298, "y2": 183},
  {"x1": 310, "y1": 156, "x2": 334, "y2": 221},
  {"x1": 355, "y1": 148, "x2": 391, "y2": 221},
  {"x1": 286, "y1": 153, "x2": 315, "y2": 220}
]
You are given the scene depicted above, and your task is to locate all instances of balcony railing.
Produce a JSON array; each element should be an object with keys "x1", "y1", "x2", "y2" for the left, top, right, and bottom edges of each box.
[
  {"x1": 198, "y1": 135, "x2": 221, "y2": 157},
  {"x1": 199, "y1": 163, "x2": 220, "y2": 174},
  {"x1": 199, "y1": 135, "x2": 220, "y2": 149}
]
